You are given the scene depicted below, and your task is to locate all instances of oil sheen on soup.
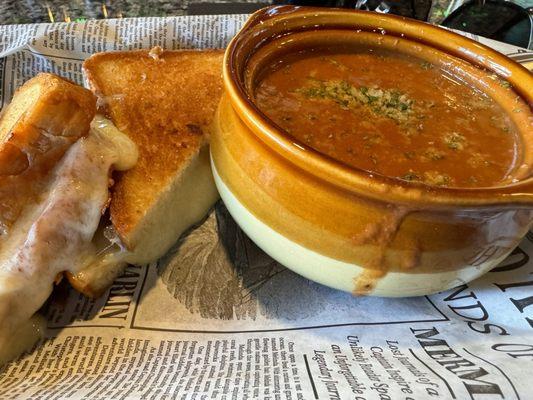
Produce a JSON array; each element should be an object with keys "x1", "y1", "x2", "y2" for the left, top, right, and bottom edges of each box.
[{"x1": 254, "y1": 49, "x2": 521, "y2": 188}]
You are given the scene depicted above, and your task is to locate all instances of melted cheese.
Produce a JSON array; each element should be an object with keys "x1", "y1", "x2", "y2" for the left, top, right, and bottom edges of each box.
[
  {"x1": 69, "y1": 145, "x2": 218, "y2": 296},
  {"x1": 0, "y1": 117, "x2": 137, "y2": 366}
]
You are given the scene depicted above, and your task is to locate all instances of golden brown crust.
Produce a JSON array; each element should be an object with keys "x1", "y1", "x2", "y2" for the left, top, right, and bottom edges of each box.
[
  {"x1": 0, "y1": 73, "x2": 96, "y2": 233},
  {"x1": 83, "y1": 49, "x2": 224, "y2": 248}
]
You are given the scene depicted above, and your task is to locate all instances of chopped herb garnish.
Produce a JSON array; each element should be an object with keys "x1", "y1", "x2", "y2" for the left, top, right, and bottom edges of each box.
[
  {"x1": 401, "y1": 170, "x2": 420, "y2": 181},
  {"x1": 299, "y1": 80, "x2": 414, "y2": 123},
  {"x1": 401, "y1": 170, "x2": 452, "y2": 186},
  {"x1": 420, "y1": 61, "x2": 433, "y2": 70},
  {"x1": 444, "y1": 132, "x2": 466, "y2": 150},
  {"x1": 424, "y1": 171, "x2": 452, "y2": 186},
  {"x1": 423, "y1": 148, "x2": 445, "y2": 161},
  {"x1": 499, "y1": 80, "x2": 512, "y2": 89},
  {"x1": 304, "y1": 86, "x2": 327, "y2": 99}
]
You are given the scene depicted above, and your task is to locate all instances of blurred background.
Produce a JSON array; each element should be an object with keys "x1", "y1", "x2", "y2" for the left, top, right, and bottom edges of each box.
[{"x1": 1, "y1": 1, "x2": 532, "y2": 48}]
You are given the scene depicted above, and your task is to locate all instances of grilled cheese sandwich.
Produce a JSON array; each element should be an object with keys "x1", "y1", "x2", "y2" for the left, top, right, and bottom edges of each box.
[
  {"x1": 0, "y1": 48, "x2": 224, "y2": 365},
  {"x1": 0, "y1": 74, "x2": 137, "y2": 364},
  {"x1": 72, "y1": 48, "x2": 223, "y2": 296}
]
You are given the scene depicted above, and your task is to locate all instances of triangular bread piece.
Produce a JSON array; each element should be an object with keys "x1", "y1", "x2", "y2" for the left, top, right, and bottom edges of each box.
[{"x1": 75, "y1": 48, "x2": 223, "y2": 295}]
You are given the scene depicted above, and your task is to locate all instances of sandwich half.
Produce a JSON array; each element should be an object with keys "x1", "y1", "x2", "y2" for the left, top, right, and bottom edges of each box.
[
  {"x1": 0, "y1": 74, "x2": 138, "y2": 364},
  {"x1": 75, "y1": 48, "x2": 224, "y2": 296}
]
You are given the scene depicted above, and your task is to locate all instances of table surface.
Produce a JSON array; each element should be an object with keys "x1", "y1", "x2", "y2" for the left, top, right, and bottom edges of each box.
[{"x1": 0, "y1": 0, "x2": 453, "y2": 25}]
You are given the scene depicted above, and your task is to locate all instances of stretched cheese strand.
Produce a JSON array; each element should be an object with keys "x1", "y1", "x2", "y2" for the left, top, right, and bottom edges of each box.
[{"x1": 0, "y1": 116, "x2": 137, "y2": 366}]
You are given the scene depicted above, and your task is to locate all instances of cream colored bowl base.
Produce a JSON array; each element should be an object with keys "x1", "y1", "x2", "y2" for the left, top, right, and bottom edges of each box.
[{"x1": 211, "y1": 158, "x2": 508, "y2": 297}]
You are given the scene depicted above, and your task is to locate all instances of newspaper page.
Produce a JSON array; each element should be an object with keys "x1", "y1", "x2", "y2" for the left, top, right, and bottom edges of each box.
[{"x1": 0, "y1": 14, "x2": 532, "y2": 400}]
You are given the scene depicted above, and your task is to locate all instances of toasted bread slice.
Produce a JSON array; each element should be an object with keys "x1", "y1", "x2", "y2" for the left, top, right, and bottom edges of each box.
[
  {"x1": 74, "y1": 48, "x2": 223, "y2": 296},
  {"x1": 0, "y1": 73, "x2": 96, "y2": 234}
]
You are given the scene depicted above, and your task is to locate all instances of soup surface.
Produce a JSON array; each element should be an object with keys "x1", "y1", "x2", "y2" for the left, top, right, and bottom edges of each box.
[{"x1": 254, "y1": 49, "x2": 521, "y2": 188}]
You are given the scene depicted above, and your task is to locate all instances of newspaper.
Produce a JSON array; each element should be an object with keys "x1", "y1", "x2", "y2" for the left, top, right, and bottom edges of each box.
[{"x1": 1, "y1": 14, "x2": 533, "y2": 400}]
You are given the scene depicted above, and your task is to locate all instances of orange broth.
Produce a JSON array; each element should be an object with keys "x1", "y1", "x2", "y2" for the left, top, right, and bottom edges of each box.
[{"x1": 254, "y1": 50, "x2": 521, "y2": 188}]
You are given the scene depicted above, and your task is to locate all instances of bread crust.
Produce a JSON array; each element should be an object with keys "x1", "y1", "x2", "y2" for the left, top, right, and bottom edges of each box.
[
  {"x1": 0, "y1": 73, "x2": 96, "y2": 233},
  {"x1": 83, "y1": 49, "x2": 224, "y2": 249}
]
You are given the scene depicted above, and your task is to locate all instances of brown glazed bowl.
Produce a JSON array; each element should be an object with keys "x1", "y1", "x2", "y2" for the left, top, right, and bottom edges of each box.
[{"x1": 210, "y1": 6, "x2": 533, "y2": 296}]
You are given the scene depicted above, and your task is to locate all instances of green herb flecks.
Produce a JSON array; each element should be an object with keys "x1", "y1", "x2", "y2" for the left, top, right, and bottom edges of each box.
[
  {"x1": 420, "y1": 61, "x2": 433, "y2": 70},
  {"x1": 423, "y1": 171, "x2": 453, "y2": 186},
  {"x1": 400, "y1": 170, "x2": 453, "y2": 187},
  {"x1": 423, "y1": 147, "x2": 445, "y2": 161},
  {"x1": 299, "y1": 80, "x2": 415, "y2": 124},
  {"x1": 401, "y1": 170, "x2": 420, "y2": 182},
  {"x1": 499, "y1": 80, "x2": 512, "y2": 89},
  {"x1": 444, "y1": 132, "x2": 466, "y2": 150},
  {"x1": 490, "y1": 73, "x2": 512, "y2": 89}
]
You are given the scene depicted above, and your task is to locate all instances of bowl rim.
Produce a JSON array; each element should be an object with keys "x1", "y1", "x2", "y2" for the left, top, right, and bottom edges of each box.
[{"x1": 223, "y1": 5, "x2": 533, "y2": 208}]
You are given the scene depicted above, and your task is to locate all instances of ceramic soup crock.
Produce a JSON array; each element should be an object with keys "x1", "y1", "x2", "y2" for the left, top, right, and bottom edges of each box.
[{"x1": 210, "y1": 6, "x2": 533, "y2": 296}]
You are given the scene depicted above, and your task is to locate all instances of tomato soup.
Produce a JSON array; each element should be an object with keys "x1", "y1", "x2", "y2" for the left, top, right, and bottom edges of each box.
[{"x1": 254, "y1": 49, "x2": 522, "y2": 188}]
